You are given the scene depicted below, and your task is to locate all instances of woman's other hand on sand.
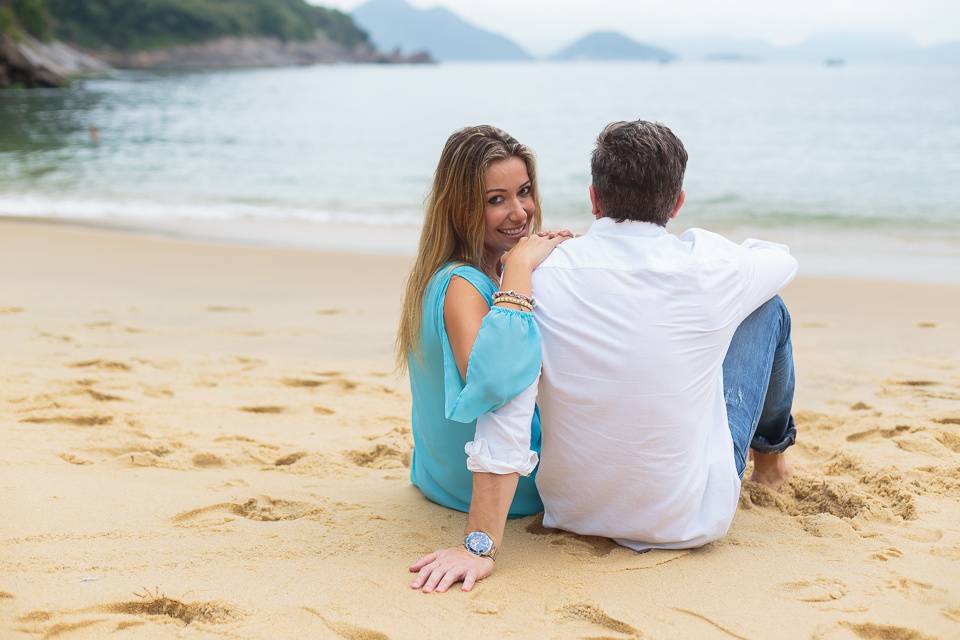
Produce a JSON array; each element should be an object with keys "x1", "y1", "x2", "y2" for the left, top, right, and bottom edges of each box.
[
  {"x1": 503, "y1": 231, "x2": 571, "y2": 271},
  {"x1": 409, "y1": 547, "x2": 494, "y2": 593}
]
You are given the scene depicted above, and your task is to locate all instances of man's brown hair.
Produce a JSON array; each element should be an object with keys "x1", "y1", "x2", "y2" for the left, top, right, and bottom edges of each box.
[{"x1": 590, "y1": 120, "x2": 687, "y2": 226}]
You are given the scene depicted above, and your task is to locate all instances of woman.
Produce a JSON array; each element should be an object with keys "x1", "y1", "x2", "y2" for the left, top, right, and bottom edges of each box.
[{"x1": 397, "y1": 126, "x2": 569, "y2": 589}]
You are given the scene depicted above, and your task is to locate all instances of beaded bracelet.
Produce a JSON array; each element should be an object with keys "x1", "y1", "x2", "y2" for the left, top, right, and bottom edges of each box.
[
  {"x1": 492, "y1": 295, "x2": 534, "y2": 312},
  {"x1": 493, "y1": 290, "x2": 535, "y2": 308}
]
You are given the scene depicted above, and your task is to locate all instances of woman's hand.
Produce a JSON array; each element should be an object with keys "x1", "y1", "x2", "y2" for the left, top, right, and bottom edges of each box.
[
  {"x1": 502, "y1": 230, "x2": 573, "y2": 271},
  {"x1": 409, "y1": 547, "x2": 494, "y2": 593}
]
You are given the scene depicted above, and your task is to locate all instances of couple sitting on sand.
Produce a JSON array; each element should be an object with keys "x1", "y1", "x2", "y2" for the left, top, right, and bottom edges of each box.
[{"x1": 397, "y1": 121, "x2": 798, "y2": 593}]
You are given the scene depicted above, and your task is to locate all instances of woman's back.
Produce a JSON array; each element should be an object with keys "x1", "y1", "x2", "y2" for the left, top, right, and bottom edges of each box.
[{"x1": 407, "y1": 262, "x2": 543, "y2": 516}]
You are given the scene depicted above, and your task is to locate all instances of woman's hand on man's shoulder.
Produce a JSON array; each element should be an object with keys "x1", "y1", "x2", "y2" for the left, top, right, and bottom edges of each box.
[{"x1": 503, "y1": 230, "x2": 574, "y2": 271}]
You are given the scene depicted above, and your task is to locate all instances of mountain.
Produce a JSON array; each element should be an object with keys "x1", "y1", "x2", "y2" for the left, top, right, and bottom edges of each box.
[
  {"x1": 352, "y1": 0, "x2": 531, "y2": 61},
  {"x1": 551, "y1": 31, "x2": 676, "y2": 62},
  {"x1": 656, "y1": 36, "x2": 778, "y2": 62},
  {"x1": 776, "y1": 32, "x2": 918, "y2": 63}
]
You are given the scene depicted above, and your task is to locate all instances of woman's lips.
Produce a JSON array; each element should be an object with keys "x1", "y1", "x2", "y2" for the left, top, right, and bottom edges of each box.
[{"x1": 498, "y1": 223, "x2": 526, "y2": 238}]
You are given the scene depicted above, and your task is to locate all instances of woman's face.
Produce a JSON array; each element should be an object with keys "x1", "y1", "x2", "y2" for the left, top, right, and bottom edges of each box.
[{"x1": 482, "y1": 156, "x2": 534, "y2": 258}]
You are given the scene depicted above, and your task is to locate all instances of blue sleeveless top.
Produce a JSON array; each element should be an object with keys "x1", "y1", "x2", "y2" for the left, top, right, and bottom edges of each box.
[{"x1": 407, "y1": 263, "x2": 543, "y2": 517}]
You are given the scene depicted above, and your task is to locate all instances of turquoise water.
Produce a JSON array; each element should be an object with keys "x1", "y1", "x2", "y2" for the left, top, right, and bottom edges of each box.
[{"x1": 1, "y1": 62, "x2": 958, "y2": 279}]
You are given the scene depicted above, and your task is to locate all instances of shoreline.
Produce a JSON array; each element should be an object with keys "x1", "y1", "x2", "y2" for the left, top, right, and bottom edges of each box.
[{"x1": 2, "y1": 213, "x2": 958, "y2": 286}]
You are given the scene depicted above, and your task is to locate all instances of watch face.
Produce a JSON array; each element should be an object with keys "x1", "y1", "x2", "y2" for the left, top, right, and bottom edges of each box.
[{"x1": 465, "y1": 531, "x2": 493, "y2": 555}]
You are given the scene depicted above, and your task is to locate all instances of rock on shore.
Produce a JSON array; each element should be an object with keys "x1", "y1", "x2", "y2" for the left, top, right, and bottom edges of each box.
[
  {"x1": 0, "y1": 34, "x2": 108, "y2": 88},
  {"x1": 90, "y1": 35, "x2": 431, "y2": 70}
]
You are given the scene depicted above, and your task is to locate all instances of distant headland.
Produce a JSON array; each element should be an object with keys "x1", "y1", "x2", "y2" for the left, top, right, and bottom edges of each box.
[{"x1": 0, "y1": 0, "x2": 432, "y2": 89}]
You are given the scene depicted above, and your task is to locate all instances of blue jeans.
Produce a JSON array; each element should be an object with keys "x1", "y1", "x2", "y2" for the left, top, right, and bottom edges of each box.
[{"x1": 723, "y1": 296, "x2": 797, "y2": 478}]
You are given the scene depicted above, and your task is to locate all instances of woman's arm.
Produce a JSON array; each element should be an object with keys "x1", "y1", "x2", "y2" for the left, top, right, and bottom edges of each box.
[
  {"x1": 445, "y1": 233, "x2": 570, "y2": 379},
  {"x1": 409, "y1": 235, "x2": 568, "y2": 594}
]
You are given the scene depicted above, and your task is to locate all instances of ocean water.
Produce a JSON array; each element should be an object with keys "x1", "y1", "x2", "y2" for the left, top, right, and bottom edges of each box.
[{"x1": 1, "y1": 62, "x2": 958, "y2": 280}]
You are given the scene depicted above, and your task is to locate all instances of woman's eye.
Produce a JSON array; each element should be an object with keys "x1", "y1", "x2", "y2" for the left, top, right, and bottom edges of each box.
[
  {"x1": 519, "y1": 186, "x2": 531, "y2": 196},
  {"x1": 488, "y1": 196, "x2": 504, "y2": 205}
]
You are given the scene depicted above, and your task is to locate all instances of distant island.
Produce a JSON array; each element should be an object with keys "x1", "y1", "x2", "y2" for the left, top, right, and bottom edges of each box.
[
  {"x1": 0, "y1": 0, "x2": 431, "y2": 89},
  {"x1": 352, "y1": 0, "x2": 531, "y2": 61},
  {"x1": 551, "y1": 31, "x2": 676, "y2": 62}
]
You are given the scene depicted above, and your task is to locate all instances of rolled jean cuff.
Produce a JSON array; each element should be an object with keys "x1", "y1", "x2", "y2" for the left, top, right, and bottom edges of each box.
[
  {"x1": 750, "y1": 414, "x2": 797, "y2": 454},
  {"x1": 464, "y1": 439, "x2": 539, "y2": 476}
]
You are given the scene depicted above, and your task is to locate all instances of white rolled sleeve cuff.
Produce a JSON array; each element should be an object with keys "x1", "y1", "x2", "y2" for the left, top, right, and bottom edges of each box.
[{"x1": 464, "y1": 376, "x2": 540, "y2": 476}]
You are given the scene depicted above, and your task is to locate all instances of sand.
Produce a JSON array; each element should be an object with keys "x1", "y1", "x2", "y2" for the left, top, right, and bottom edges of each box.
[{"x1": 1, "y1": 219, "x2": 958, "y2": 639}]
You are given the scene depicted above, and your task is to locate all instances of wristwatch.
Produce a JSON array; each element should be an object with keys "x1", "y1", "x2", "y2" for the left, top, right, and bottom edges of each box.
[{"x1": 464, "y1": 531, "x2": 497, "y2": 560}]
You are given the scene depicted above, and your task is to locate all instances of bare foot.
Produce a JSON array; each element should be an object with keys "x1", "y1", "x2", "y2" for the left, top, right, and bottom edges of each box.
[{"x1": 750, "y1": 451, "x2": 791, "y2": 490}]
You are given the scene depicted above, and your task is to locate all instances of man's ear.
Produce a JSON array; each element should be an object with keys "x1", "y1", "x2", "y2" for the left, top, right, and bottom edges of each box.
[
  {"x1": 670, "y1": 190, "x2": 686, "y2": 220},
  {"x1": 589, "y1": 185, "x2": 602, "y2": 219}
]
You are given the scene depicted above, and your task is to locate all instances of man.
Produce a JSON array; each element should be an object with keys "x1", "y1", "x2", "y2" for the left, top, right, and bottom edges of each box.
[{"x1": 410, "y1": 120, "x2": 798, "y2": 593}]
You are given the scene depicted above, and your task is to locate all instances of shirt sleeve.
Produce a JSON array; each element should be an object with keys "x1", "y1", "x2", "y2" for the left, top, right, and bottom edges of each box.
[
  {"x1": 736, "y1": 238, "x2": 799, "y2": 321},
  {"x1": 439, "y1": 272, "x2": 542, "y2": 424},
  {"x1": 465, "y1": 375, "x2": 540, "y2": 476}
]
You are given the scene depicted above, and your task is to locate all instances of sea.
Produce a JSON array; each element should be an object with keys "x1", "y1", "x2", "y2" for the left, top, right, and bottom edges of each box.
[{"x1": 1, "y1": 61, "x2": 958, "y2": 282}]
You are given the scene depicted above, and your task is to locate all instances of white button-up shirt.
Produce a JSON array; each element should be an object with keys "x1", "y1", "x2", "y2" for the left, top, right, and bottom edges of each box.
[{"x1": 467, "y1": 217, "x2": 798, "y2": 550}]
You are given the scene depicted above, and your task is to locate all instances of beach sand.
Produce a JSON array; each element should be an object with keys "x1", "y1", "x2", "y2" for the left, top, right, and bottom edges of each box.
[{"x1": 1, "y1": 219, "x2": 958, "y2": 639}]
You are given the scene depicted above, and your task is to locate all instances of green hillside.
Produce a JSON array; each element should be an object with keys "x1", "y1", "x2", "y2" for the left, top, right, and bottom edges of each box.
[{"x1": 1, "y1": 0, "x2": 369, "y2": 50}]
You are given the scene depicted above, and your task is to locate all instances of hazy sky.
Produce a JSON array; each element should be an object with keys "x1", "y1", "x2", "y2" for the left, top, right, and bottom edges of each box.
[{"x1": 320, "y1": 0, "x2": 960, "y2": 55}]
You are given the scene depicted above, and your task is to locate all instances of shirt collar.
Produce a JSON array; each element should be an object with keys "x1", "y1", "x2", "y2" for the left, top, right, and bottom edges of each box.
[{"x1": 587, "y1": 216, "x2": 668, "y2": 237}]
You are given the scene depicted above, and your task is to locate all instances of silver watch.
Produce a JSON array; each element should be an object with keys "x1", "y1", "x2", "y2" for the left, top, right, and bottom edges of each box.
[{"x1": 464, "y1": 531, "x2": 497, "y2": 560}]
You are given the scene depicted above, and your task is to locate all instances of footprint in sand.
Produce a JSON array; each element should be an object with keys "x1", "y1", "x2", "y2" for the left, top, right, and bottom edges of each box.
[
  {"x1": 558, "y1": 602, "x2": 640, "y2": 638},
  {"x1": 916, "y1": 322, "x2": 937, "y2": 328},
  {"x1": 172, "y1": 495, "x2": 326, "y2": 525},
  {"x1": 38, "y1": 331, "x2": 73, "y2": 343},
  {"x1": 935, "y1": 417, "x2": 960, "y2": 425},
  {"x1": 15, "y1": 590, "x2": 238, "y2": 635},
  {"x1": 239, "y1": 405, "x2": 286, "y2": 414},
  {"x1": 845, "y1": 425, "x2": 912, "y2": 442},
  {"x1": 0, "y1": 591, "x2": 13, "y2": 599},
  {"x1": 849, "y1": 401, "x2": 872, "y2": 411},
  {"x1": 0, "y1": 306, "x2": 25, "y2": 314},
  {"x1": 935, "y1": 431, "x2": 960, "y2": 452},
  {"x1": 302, "y1": 608, "x2": 388, "y2": 640},
  {"x1": 895, "y1": 380, "x2": 938, "y2": 387},
  {"x1": 68, "y1": 359, "x2": 132, "y2": 372},
  {"x1": 526, "y1": 514, "x2": 619, "y2": 558},
  {"x1": 274, "y1": 452, "x2": 307, "y2": 466},
  {"x1": 834, "y1": 622, "x2": 936, "y2": 640},
  {"x1": 871, "y1": 547, "x2": 903, "y2": 562},
  {"x1": 313, "y1": 406, "x2": 335, "y2": 415},
  {"x1": 20, "y1": 414, "x2": 113, "y2": 427},
  {"x1": 205, "y1": 306, "x2": 249, "y2": 313},
  {"x1": 778, "y1": 577, "x2": 848, "y2": 603},
  {"x1": 344, "y1": 444, "x2": 411, "y2": 469},
  {"x1": 316, "y1": 309, "x2": 341, "y2": 316},
  {"x1": 281, "y1": 378, "x2": 325, "y2": 388}
]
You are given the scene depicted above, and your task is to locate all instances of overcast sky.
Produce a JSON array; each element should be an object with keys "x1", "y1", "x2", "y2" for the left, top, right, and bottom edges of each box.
[{"x1": 319, "y1": 0, "x2": 960, "y2": 55}]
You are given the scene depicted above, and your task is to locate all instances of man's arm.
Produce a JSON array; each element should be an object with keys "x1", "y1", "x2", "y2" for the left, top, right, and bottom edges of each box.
[
  {"x1": 737, "y1": 239, "x2": 799, "y2": 320},
  {"x1": 409, "y1": 380, "x2": 539, "y2": 593}
]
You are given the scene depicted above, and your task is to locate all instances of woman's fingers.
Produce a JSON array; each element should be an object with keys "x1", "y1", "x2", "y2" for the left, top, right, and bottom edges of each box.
[
  {"x1": 409, "y1": 552, "x2": 437, "y2": 572},
  {"x1": 410, "y1": 562, "x2": 436, "y2": 588},
  {"x1": 421, "y1": 566, "x2": 447, "y2": 593},
  {"x1": 434, "y1": 568, "x2": 466, "y2": 593},
  {"x1": 461, "y1": 570, "x2": 478, "y2": 592}
]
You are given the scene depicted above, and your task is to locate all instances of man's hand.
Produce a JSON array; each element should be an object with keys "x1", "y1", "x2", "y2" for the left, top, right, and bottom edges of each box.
[{"x1": 409, "y1": 547, "x2": 494, "y2": 593}]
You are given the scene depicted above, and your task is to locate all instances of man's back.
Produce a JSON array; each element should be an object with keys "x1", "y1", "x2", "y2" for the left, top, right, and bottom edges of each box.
[{"x1": 531, "y1": 217, "x2": 797, "y2": 550}]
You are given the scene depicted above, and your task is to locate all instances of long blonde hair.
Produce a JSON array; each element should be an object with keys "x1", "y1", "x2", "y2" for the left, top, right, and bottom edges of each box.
[{"x1": 396, "y1": 125, "x2": 542, "y2": 370}]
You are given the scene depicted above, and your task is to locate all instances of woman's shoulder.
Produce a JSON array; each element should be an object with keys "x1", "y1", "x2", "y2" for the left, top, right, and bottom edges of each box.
[{"x1": 428, "y1": 262, "x2": 495, "y2": 300}]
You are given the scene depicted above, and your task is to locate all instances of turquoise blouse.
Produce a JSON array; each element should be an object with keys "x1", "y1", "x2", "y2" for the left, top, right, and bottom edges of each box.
[{"x1": 407, "y1": 263, "x2": 543, "y2": 517}]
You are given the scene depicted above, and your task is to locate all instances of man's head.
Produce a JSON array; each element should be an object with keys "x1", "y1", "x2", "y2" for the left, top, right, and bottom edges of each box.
[{"x1": 590, "y1": 120, "x2": 688, "y2": 226}]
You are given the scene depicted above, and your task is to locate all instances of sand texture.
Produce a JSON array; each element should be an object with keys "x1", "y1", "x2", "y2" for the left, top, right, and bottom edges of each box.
[{"x1": 1, "y1": 220, "x2": 958, "y2": 639}]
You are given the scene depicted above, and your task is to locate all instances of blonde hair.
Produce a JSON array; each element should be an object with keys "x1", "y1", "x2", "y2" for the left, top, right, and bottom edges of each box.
[{"x1": 396, "y1": 125, "x2": 542, "y2": 371}]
